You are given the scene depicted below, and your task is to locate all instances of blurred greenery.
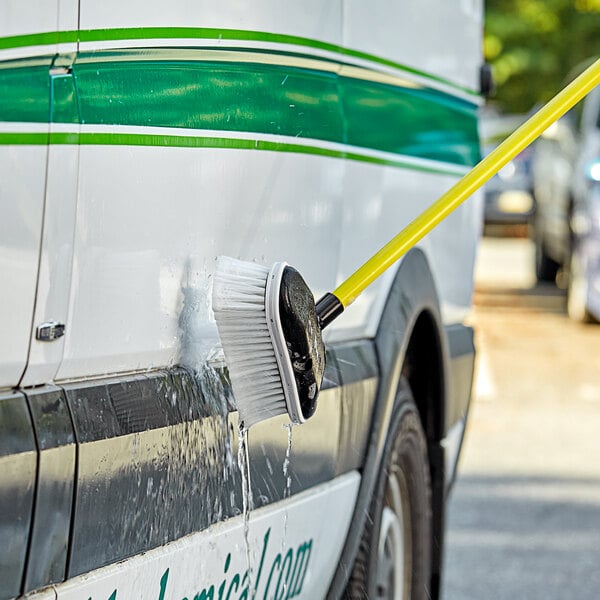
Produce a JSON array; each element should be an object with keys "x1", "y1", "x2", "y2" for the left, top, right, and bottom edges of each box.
[{"x1": 485, "y1": 0, "x2": 600, "y2": 113}]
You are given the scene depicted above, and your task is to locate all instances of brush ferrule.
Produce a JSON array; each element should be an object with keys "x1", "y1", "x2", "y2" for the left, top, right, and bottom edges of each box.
[{"x1": 315, "y1": 293, "x2": 344, "y2": 329}]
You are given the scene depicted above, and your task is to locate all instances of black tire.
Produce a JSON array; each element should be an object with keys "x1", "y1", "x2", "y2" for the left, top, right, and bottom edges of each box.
[
  {"x1": 534, "y1": 233, "x2": 560, "y2": 283},
  {"x1": 344, "y1": 379, "x2": 432, "y2": 600}
]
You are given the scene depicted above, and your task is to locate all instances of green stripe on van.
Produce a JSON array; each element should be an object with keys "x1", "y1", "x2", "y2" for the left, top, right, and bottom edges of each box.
[
  {"x1": 0, "y1": 58, "x2": 51, "y2": 122},
  {"x1": 0, "y1": 30, "x2": 78, "y2": 50},
  {"x1": 0, "y1": 50, "x2": 480, "y2": 168},
  {"x1": 0, "y1": 131, "x2": 464, "y2": 175},
  {"x1": 0, "y1": 27, "x2": 479, "y2": 97},
  {"x1": 71, "y1": 53, "x2": 479, "y2": 166}
]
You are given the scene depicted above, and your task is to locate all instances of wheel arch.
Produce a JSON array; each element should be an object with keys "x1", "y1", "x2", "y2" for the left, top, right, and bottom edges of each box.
[
  {"x1": 402, "y1": 308, "x2": 446, "y2": 444},
  {"x1": 329, "y1": 247, "x2": 450, "y2": 599},
  {"x1": 400, "y1": 308, "x2": 449, "y2": 599}
]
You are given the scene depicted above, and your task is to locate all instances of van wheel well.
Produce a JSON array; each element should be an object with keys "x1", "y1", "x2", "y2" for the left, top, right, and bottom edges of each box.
[
  {"x1": 401, "y1": 310, "x2": 446, "y2": 599},
  {"x1": 401, "y1": 310, "x2": 444, "y2": 442}
]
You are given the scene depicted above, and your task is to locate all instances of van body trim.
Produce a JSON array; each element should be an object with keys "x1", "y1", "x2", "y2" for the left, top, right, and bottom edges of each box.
[
  {"x1": 0, "y1": 27, "x2": 480, "y2": 97},
  {"x1": 0, "y1": 50, "x2": 480, "y2": 168}
]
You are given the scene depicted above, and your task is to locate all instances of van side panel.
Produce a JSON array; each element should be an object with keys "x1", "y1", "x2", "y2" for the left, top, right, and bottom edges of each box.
[
  {"x1": 57, "y1": 143, "x2": 344, "y2": 379},
  {"x1": 0, "y1": 391, "x2": 37, "y2": 599},
  {"x1": 1, "y1": 1, "x2": 481, "y2": 383},
  {"x1": 0, "y1": 0, "x2": 78, "y2": 388},
  {"x1": 336, "y1": 0, "x2": 483, "y2": 339},
  {"x1": 330, "y1": 165, "x2": 482, "y2": 342},
  {"x1": 0, "y1": 55, "x2": 51, "y2": 388},
  {"x1": 342, "y1": 0, "x2": 483, "y2": 92},
  {"x1": 78, "y1": 0, "x2": 343, "y2": 44}
]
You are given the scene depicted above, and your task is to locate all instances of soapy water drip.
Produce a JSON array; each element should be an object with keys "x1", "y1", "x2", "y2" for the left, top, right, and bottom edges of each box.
[
  {"x1": 175, "y1": 263, "x2": 239, "y2": 523},
  {"x1": 179, "y1": 264, "x2": 260, "y2": 584},
  {"x1": 238, "y1": 426, "x2": 255, "y2": 591},
  {"x1": 281, "y1": 422, "x2": 294, "y2": 567},
  {"x1": 283, "y1": 423, "x2": 293, "y2": 499}
]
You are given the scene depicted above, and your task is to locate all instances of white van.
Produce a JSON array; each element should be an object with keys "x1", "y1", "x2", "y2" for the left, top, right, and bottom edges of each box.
[{"x1": 0, "y1": 2, "x2": 483, "y2": 598}]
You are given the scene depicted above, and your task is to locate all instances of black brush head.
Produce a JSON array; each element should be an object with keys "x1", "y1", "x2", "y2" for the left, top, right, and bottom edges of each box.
[{"x1": 279, "y1": 266, "x2": 326, "y2": 421}]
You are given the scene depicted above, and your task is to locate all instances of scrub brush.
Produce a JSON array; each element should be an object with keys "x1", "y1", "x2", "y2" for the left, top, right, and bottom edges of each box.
[
  {"x1": 213, "y1": 59, "x2": 600, "y2": 429},
  {"x1": 212, "y1": 257, "x2": 327, "y2": 428}
]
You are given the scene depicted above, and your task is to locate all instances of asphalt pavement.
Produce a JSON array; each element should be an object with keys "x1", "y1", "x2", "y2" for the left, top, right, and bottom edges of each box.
[{"x1": 441, "y1": 235, "x2": 600, "y2": 600}]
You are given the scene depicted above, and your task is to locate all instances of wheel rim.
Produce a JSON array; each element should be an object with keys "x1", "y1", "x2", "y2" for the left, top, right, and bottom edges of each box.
[{"x1": 375, "y1": 468, "x2": 411, "y2": 600}]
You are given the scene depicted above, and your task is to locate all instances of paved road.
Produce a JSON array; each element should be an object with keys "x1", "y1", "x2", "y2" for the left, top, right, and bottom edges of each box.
[{"x1": 442, "y1": 236, "x2": 600, "y2": 600}]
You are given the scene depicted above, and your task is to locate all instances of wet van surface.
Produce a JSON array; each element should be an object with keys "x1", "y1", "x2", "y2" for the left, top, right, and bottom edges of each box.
[{"x1": 0, "y1": 1, "x2": 482, "y2": 598}]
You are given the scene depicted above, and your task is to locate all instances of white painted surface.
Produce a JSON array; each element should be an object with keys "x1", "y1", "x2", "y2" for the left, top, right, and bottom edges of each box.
[
  {"x1": 0, "y1": 1, "x2": 58, "y2": 38},
  {"x1": 427, "y1": 188, "x2": 483, "y2": 324},
  {"x1": 76, "y1": 0, "x2": 481, "y2": 94},
  {"x1": 57, "y1": 145, "x2": 344, "y2": 380},
  {"x1": 21, "y1": 139, "x2": 80, "y2": 387},
  {"x1": 329, "y1": 160, "x2": 482, "y2": 341},
  {"x1": 0, "y1": 0, "x2": 78, "y2": 60},
  {"x1": 0, "y1": 4, "x2": 79, "y2": 389},
  {"x1": 1, "y1": 1, "x2": 483, "y2": 388},
  {"x1": 79, "y1": 0, "x2": 343, "y2": 46},
  {"x1": 58, "y1": 0, "x2": 78, "y2": 32},
  {"x1": 51, "y1": 472, "x2": 359, "y2": 600},
  {"x1": 58, "y1": 136, "x2": 480, "y2": 380},
  {"x1": 342, "y1": 0, "x2": 483, "y2": 92},
  {"x1": 0, "y1": 144, "x2": 47, "y2": 389}
]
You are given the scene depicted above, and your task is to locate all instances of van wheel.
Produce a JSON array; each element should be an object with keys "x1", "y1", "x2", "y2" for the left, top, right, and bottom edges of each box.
[{"x1": 344, "y1": 380, "x2": 432, "y2": 600}]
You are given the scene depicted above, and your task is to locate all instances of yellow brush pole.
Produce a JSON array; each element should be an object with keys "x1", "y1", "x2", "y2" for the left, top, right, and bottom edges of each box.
[{"x1": 333, "y1": 58, "x2": 600, "y2": 308}]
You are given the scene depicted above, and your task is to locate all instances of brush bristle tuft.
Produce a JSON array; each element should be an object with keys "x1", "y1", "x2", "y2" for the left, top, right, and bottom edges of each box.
[{"x1": 212, "y1": 257, "x2": 287, "y2": 428}]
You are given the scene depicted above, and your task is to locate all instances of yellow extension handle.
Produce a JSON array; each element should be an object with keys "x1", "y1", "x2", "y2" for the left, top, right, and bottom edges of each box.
[{"x1": 333, "y1": 58, "x2": 600, "y2": 309}]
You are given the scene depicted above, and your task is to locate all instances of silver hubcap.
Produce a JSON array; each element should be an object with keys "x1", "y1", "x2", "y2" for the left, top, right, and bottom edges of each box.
[{"x1": 375, "y1": 470, "x2": 411, "y2": 600}]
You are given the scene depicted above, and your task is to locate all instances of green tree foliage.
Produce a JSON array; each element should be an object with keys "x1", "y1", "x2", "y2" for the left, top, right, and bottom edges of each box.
[{"x1": 486, "y1": 0, "x2": 600, "y2": 113}]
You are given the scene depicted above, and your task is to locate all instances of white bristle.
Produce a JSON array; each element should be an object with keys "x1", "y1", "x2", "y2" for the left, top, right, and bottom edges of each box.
[{"x1": 212, "y1": 256, "x2": 288, "y2": 428}]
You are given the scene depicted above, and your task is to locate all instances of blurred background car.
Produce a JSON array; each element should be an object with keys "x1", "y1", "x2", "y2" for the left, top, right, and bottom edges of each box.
[
  {"x1": 481, "y1": 111, "x2": 536, "y2": 226},
  {"x1": 530, "y1": 112, "x2": 578, "y2": 281},
  {"x1": 568, "y1": 85, "x2": 600, "y2": 322},
  {"x1": 531, "y1": 80, "x2": 600, "y2": 322}
]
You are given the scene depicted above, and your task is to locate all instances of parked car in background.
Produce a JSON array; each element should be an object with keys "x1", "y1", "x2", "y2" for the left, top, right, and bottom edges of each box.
[
  {"x1": 480, "y1": 112, "x2": 535, "y2": 226},
  {"x1": 568, "y1": 87, "x2": 600, "y2": 322},
  {"x1": 530, "y1": 113, "x2": 578, "y2": 281},
  {"x1": 484, "y1": 144, "x2": 535, "y2": 225},
  {"x1": 531, "y1": 82, "x2": 600, "y2": 322}
]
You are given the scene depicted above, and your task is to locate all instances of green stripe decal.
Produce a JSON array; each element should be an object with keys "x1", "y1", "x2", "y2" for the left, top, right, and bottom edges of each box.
[
  {"x1": 0, "y1": 132, "x2": 50, "y2": 145},
  {"x1": 0, "y1": 30, "x2": 78, "y2": 50},
  {"x1": 0, "y1": 27, "x2": 479, "y2": 96},
  {"x1": 0, "y1": 51, "x2": 480, "y2": 169},
  {"x1": 0, "y1": 58, "x2": 51, "y2": 122},
  {"x1": 73, "y1": 54, "x2": 478, "y2": 166},
  {"x1": 0, "y1": 132, "x2": 464, "y2": 175}
]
